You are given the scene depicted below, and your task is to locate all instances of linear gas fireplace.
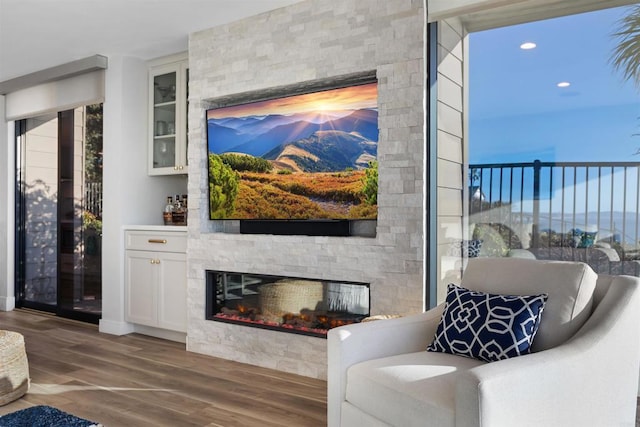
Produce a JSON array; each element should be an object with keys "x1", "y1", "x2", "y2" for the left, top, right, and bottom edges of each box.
[{"x1": 205, "y1": 270, "x2": 370, "y2": 338}]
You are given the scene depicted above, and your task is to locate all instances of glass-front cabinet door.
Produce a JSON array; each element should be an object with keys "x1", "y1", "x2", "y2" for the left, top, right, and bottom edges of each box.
[{"x1": 148, "y1": 52, "x2": 188, "y2": 175}]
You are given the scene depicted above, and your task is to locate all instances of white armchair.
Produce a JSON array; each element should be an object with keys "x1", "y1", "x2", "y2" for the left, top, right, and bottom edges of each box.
[{"x1": 328, "y1": 258, "x2": 640, "y2": 427}]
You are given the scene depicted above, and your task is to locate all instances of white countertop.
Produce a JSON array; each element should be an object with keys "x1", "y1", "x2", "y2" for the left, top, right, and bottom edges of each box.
[{"x1": 123, "y1": 225, "x2": 187, "y2": 232}]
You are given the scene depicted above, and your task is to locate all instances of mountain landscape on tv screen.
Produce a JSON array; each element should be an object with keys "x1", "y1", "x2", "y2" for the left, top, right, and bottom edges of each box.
[
  {"x1": 206, "y1": 84, "x2": 379, "y2": 221},
  {"x1": 208, "y1": 108, "x2": 378, "y2": 171}
]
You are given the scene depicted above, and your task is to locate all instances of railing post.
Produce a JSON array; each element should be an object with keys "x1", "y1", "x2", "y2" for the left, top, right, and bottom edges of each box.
[{"x1": 532, "y1": 159, "x2": 541, "y2": 248}]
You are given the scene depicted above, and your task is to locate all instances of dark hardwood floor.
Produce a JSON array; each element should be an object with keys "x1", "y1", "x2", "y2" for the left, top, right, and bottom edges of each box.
[{"x1": 0, "y1": 309, "x2": 327, "y2": 426}]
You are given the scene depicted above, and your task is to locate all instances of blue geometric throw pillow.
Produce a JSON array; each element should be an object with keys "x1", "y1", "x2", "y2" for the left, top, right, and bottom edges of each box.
[{"x1": 427, "y1": 284, "x2": 548, "y2": 362}]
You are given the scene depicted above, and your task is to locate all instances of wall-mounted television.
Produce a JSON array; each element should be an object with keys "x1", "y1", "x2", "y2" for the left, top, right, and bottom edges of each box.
[{"x1": 206, "y1": 81, "x2": 378, "y2": 234}]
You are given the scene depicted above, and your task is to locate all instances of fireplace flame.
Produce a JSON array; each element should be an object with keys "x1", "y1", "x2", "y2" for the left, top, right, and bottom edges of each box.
[{"x1": 329, "y1": 319, "x2": 348, "y2": 328}]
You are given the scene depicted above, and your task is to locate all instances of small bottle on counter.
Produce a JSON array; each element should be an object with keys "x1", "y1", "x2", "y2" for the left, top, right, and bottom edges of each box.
[
  {"x1": 163, "y1": 196, "x2": 174, "y2": 225},
  {"x1": 181, "y1": 194, "x2": 188, "y2": 225},
  {"x1": 172, "y1": 194, "x2": 186, "y2": 225}
]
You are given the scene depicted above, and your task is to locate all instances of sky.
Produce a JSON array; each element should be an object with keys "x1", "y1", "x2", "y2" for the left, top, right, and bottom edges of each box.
[
  {"x1": 207, "y1": 82, "x2": 377, "y2": 119},
  {"x1": 469, "y1": 4, "x2": 640, "y2": 164}
]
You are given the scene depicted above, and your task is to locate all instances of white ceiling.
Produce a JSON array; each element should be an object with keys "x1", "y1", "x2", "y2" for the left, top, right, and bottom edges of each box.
[
  {"x1": 428, "y1": 0, "x2": 638, "y2": 30},
  {"x1": 0, "y1": 0, "x2": 303, "y2": 82}
]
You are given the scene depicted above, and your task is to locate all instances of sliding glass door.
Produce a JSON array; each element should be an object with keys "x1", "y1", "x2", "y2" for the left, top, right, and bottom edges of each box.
[{"x1": 15, "y1": 104, "x2": 103, "y2": 323}]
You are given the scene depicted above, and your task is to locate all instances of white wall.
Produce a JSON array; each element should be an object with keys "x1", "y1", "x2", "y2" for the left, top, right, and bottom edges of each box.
[
  {"x1": 0, "y1": 96, "x2": 14, "y2": 311},
  {"x1": 99, "y1": 55, "x2": 188, "y2": 334}
]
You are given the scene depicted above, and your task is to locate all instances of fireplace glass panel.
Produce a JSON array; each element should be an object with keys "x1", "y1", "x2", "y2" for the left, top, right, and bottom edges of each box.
[{"x1": 206, "y1": 270, "x2": 370, "y2": 337}]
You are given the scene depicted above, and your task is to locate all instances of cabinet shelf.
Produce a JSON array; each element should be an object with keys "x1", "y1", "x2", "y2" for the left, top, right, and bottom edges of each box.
[{"x1": 154, "y1": 101, "x2": 176, "y2": 108}]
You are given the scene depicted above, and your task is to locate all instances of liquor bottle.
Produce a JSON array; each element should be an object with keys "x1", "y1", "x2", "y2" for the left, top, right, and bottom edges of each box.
[
  {"x1": 172, "y1": 194, "x2": 185, "y2": 225},
  {"x1": 163, "y1": 196, "x2": 174, "y2": 225},
  {"x1": 181, "y1": 194, "x2": 188, "y2": 225}
]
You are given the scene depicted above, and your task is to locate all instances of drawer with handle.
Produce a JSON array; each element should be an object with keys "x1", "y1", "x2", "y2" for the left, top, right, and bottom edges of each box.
[{"x1": 125, "y1": 230, "x2": 187, "y2": 253}]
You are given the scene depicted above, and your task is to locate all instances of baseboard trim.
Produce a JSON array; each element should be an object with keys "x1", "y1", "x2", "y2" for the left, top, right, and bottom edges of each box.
[
  {"x1": 132, "y1": 324, "x2": 187, "y2": 344},
  {"x1": 0, "y1": 296, "x2": 15, "y2": 311},
  {"x1": 99, "y1": 319, "x2": 135, "y2": 336}
]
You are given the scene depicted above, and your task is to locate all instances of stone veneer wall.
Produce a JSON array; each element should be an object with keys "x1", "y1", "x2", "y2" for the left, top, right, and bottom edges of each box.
[{"x1": 187, "y1": 0, "x2": 425, "y2": 379}]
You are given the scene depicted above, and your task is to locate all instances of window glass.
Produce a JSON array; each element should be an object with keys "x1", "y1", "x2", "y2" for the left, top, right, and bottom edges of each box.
[
  {"x1": 461, "y1": 5, "x2": 640, "y2": 282},
  {"x1": 16, "y1": 104, "x2": 102, "y2": 320}
]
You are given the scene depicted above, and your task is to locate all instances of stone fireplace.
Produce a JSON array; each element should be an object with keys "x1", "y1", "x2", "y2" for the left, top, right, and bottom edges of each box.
[
  {"x1": 206, "y1": 271, "x2": 370, "y2": 337},
  {"x1": 186, "y1": 0, "x2": 425, "y2": 380}
]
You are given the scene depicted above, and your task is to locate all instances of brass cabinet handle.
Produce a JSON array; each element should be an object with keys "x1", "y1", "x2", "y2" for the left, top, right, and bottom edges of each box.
[
  {"x1": 150, "y1": 259, "x2": 161, "y2": 264},
  {"x1": 148, "y1": 239, "x2": 167, "y2": 244}
]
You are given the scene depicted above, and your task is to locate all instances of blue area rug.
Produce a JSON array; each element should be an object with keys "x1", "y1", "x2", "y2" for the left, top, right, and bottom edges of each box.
[{"x1": 0, "y1": 405, "x2": 99, "y2": 427}]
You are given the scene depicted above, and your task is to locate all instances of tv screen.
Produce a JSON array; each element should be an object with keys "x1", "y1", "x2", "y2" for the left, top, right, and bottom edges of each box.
[{"x1": 206, "y1": 82, "x2": 378, "y2": 221}]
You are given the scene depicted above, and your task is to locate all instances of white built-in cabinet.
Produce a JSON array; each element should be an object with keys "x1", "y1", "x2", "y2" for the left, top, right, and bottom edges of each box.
[
  {"x1": 148, "y1": 52, "x2": 188, "y2": 175},
  {"x1": 125, "y1": 229, "x2": 187, "y2": 333}
]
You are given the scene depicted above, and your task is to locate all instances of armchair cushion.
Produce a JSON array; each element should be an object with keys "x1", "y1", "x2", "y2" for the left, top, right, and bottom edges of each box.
[
  {"x1": 345, "y1": 351, "x2": 486, "y2": 427},
  {"x1": 461, "y1": 258, "x2": 597, "y2": 351},
  {"x1": 427, "y1": 284, "x2": 547, "y2": 362}
]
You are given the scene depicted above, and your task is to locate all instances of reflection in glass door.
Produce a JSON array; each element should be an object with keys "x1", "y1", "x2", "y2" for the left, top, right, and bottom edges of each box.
[{"x1": 15, "y1": 104, "x2": 103, "y2": 323}]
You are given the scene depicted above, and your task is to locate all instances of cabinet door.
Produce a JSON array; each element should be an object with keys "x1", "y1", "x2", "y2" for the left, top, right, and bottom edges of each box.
[
  {"x1": 156, "y1": 252, "x2": 187, "y2": 332},
  {"x1": 148, "y1": 59, "x2": 188, "y2": 176},
  {"x1": 125, "y1": 250, "x2": 158, "y2": 326}
]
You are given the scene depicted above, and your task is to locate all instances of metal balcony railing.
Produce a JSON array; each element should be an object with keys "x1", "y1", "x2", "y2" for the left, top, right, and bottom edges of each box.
[
  {"x1": 468, "y1": 160, "x2": 640, "y2": 259},
  {"x1": 84, "y1": 182, "x2": 102, "y2": 218}
]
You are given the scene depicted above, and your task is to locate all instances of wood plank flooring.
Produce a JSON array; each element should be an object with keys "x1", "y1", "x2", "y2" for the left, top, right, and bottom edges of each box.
[{"x1": 0, "y1": 309, "x2": 327, "y2": 426}]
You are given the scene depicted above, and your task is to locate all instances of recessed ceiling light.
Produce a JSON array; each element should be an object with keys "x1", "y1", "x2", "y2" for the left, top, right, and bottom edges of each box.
[
  {"x1": 520, "y1": 42, "x2": 537, "y2": 50},
  {"x1": 557, "y1": 81, "x2": 571, "y2": 88}
]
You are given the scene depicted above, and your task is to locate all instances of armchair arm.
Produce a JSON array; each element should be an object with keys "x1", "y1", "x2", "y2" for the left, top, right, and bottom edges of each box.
[
  {"x1": 327, "y1": 305, "x2": 444, "y2": 427},
  {"x1": 455, "y1": 276, "x2": 640, "y2": 427}
]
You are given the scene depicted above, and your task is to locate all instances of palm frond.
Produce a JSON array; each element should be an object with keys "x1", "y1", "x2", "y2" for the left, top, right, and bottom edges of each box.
[{"x1": 610, "y1": 5, "x2": 640, "y2": 89}]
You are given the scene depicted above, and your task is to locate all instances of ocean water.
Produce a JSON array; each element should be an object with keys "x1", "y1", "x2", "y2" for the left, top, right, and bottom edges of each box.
[{"x1": 524, "y1": 211, "x2": 639, "y2": 248}]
